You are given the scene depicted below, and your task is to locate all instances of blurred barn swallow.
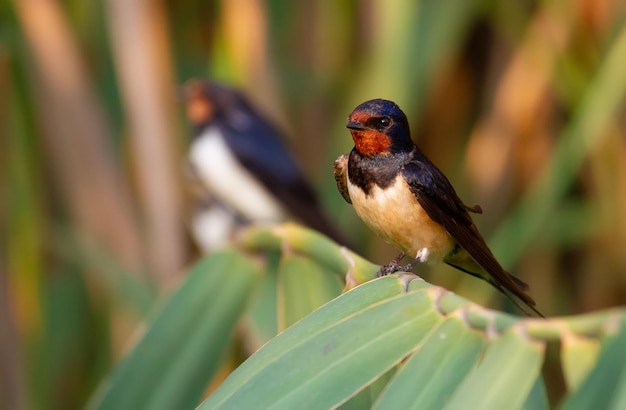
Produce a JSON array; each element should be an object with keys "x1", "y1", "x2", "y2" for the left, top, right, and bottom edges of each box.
[
  {"x1": 181, "y1": 79, "x2": 350, "y2": 251},
  {"x1": 334, "y1": 99, "x2": 542, "y2": 316}
]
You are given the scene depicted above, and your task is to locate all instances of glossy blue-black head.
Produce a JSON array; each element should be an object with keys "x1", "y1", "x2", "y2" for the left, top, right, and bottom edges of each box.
[
  {"x1": 181, "y1": 79, "x2": 251, "y2": 132},
  {"x1": 346, "y1": 99, "x2": 413, "y2": 155}
]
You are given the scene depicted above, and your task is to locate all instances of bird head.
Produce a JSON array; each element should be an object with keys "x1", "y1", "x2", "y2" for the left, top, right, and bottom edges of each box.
[
  {"x1": 180, "y1": 79, "x2": 218, "y2": 130},
  {"x1": 346, "y1": 99, "x2": 413, "y2": 156},
  {"x1": 181, "y1": 79, "x2": 255, "y2": 134}
]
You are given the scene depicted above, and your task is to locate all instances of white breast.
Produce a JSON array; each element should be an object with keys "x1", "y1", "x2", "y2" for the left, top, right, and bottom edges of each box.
[
  {"x1": 189, "y1": 126, "x2": 286, "y2": 221},
  {"x1": 347, "y1": 175, "x2": 454, "y2": 262},
  {"x1": 191, "y1": 204, "x2": 237, "y2": 252}
]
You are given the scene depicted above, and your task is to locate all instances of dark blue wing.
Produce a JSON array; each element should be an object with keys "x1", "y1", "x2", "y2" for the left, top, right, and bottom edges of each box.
[{"x1": 403, "y1": 150, "x2": 535, "y2": 307}]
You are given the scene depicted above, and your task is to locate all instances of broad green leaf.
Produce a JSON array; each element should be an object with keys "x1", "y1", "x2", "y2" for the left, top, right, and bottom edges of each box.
[
  {"x1": 522, "y1": 375, "x2": 549, "y2": 410},
  {"x1": 610, "y1": 363, "x2": 626, "y2": 409},
  {"x1": 241, "y1": 253, "x2": 280, "y2": 350},
  {"x1": 338, "y1": 367, "x2": 396, "y2": 410},
  {"x1": 200, "y1": 277, "x2": 442, "y2": 409},
  {"x1": 560, "y1": 321, "x2": 626, "y2": 410},
  {"x1": 445, "y1": 326, "x2": 545, "y2": 410},
  {"x1": 374, "y1": 316, "x2": 485, "y2": 409},
  {"x1": 89, "y1": 250, "x2": 260, "y2": 410},
  {"x1": 202, "y1": 275, "x2": 411, "y2": 401},
  {"x1": 277, "y1": 253, "x2": 343, "y2": 330},
  {"x1": 560, "y1": 334, "x2": 600, "y2": 390}
]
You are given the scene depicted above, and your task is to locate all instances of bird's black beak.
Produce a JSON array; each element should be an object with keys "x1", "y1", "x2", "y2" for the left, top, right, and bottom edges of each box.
[{"x1": 346, "y1": 121, "x2": 366, "y2": 130}]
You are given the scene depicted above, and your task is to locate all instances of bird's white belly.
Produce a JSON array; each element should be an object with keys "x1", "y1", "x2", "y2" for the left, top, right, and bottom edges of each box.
[
  {"x1": 189, "y1": 126, "x2": 285, "y2": 221},
  {"x1": 347, "y1": 175, "x2": 454, "y2": 262},
  {"x1": 191, "y1": 204, "x2": 237, "y2": 252}
]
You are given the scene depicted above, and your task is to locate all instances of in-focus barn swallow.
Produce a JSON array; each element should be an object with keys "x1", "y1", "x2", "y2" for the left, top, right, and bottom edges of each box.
[
  {"x1": 334, "y1": 99, "x2": 542, "y2": 316},
  {"x1": 181, "y1": 79, "x2": 350, "y2": 251}
]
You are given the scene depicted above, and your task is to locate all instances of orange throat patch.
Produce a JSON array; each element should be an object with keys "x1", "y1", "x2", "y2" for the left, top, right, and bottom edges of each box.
[{"x1": 351, "y1": 129, "x2": 391, "y2": 156}]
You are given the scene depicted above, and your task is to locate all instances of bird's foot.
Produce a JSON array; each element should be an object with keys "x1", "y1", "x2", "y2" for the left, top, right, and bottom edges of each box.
[
  {"x1": 375, "y1": 261, "x2": 419, "y2": 277},
  {"x1": 376, "y1": 263, "x2": 400, "y2": 277},
  {"x1": 397, "y1": 262, "x2": 419, "y2": 272},
  {"x1": 376, "y1": 252, "x2": 407, "y2": 277},
  {"x1": 376, "y1": 248, "x2": 430, "y2": 277}
]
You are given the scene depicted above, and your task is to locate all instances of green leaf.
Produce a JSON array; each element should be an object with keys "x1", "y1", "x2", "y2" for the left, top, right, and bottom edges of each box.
[
  {"x1": 338, "y1": 367, "x2": 396, "y2": 410},
  {"x1": 560, "y1": 334, "x2": 601, "y2": 390},
  {"x1": 239, "y1": 223, "x2": 379, "y2": 284},
  {"x1": 241, "y1": 253, "x2": 280, "y2": 350},
  {"x1": 89, "y1": 250, "x2": 260, "y2": 410},
  {"x1": 277, "y1": 253, "x2": 343, "y2": 330},
  {"x1": 560, "y1": 321, "x2": 626, "y2": 410},
  {"x1": 522, "y1": 375, "x2": 549, "y2": 410},
  {"x1": 200, "y1": 277, "x2": 442, "y2": 409},
  {"x1": 445, "y1": 326, "x2": 545, "y2": 410},
  {"x1": 374, "y1": 316, "x2": 485, "y2": 409},
  {"x1": 611, "y1": 363, "x2": 626, "y2": 410}
]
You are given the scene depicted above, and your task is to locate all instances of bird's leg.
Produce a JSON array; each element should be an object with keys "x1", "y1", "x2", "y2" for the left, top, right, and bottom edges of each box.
[
  {"x1": 397, "y1": 248, "x2": 430, "y2": 273},
  {"x1": 376, "y1": 252, "x2": 406, "y2": 277}
]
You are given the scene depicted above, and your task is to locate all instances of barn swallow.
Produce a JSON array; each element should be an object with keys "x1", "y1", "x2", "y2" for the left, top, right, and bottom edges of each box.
[
  {"x1": 181, "y1": 79, "x2": 350, "y2": 250},
  {"x1": 334, "y1": 99, "x2": 542, "y2": 316}
]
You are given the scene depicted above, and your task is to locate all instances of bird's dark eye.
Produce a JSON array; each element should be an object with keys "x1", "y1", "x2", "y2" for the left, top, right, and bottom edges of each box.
[{"x1": 376, "y1": 117, "x2": 391, "y2": 129}]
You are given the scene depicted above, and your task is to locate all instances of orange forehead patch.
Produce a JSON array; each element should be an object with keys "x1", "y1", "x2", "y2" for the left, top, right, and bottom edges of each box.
[
  {"x1": 186, "y1": 95, "x2": 214, "y2": 125},
  {"x1": 351, "y1": 129, "x2": 391, "y2": 155},
  {"x1": 349, "y1": 110, "x2": 371, "y2": 124}
]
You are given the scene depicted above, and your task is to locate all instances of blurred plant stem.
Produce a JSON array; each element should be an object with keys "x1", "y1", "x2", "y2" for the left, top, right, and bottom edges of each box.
[
  {"x1": 220, "y1": 0, "x2": 283, "y2": 123},
  {"x1": 467, "y1": 4, "x2": 567, "y2": 212},
  {"x1": 105, "y1": 0, "x2": 186, "y2": 281},
  {"x1": 458, "y1": 16, "x2": 626, "y2": 311},
  {"x1": 490, "y1": 23, "x2": 626, "y2": 268},
  {"x1": 12, "y1": 0, "x2": 145, "y2": 274},
  {"x1": 0, "y1": 260, "x2": 29, "y2": 410}
]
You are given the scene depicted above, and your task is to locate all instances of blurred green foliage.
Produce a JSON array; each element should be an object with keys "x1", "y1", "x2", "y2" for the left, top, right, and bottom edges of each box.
[{"x1": 1, "y1": 0, "x2": 625, "y2": 408}]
